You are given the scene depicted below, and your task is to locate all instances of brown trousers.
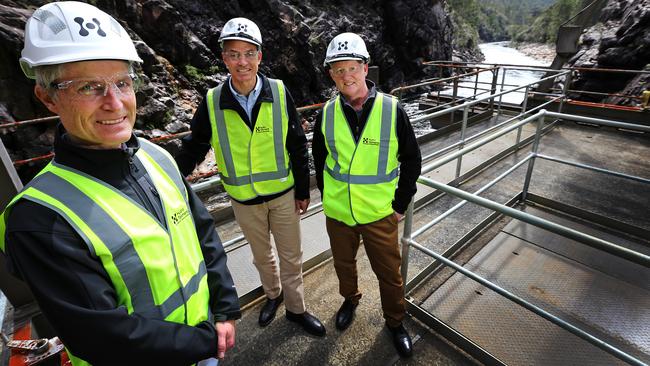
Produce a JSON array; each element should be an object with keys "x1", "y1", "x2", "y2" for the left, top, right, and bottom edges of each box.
[
  {"x1": 326, "y1": 214, "x2": 405, "y2": 327},
  {"x1": 231, "y1": 190, "x2": 306, "y2": 313}
]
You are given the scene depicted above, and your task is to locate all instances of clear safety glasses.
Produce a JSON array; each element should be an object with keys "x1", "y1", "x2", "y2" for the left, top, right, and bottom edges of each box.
[
  {"x1": 223, "y1": 50, "x2": 259, "y2": 61},
  {"x1": 331, "y1": 65, "x2": 362, "y2": 77},
  {"x1": 50, "y1": 72, "x2": 141, "y2": 101}
]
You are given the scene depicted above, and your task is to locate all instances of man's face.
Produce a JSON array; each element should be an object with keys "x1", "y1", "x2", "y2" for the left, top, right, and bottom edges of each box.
[
  {"x1": 328, "y1": 60, "x2": 368, "y2": 100},
  {"x1": 222, "y1": 40, "x2": 262, "y2": 87},
  {"x1": 36, "y1": 60, "x2": 136, "y2": 149}
]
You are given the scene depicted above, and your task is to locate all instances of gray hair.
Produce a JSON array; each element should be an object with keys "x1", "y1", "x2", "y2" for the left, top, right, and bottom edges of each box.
[{"x1": 34, "y1": 64, "x2": 64, "y2": 89}]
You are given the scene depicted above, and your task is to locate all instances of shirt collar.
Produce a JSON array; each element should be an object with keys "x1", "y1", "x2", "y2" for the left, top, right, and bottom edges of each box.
[
  {"x1": 228, "y1": 74, "x2": 262, "y2": 99},
  {"x1": 339, "y1": 80, "x2": 377, "y2": 109}
]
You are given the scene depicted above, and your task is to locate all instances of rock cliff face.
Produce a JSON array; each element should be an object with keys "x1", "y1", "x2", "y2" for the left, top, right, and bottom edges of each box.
[
  {"x1": 568, "y1": 0, "x2": 650, "y2": 104},
  {"x1": 0, "y1": 0, "x2": 453, "y2": 180},
  {"x1": 0, "y1": 0, "x2": 453, "y2": 124}
]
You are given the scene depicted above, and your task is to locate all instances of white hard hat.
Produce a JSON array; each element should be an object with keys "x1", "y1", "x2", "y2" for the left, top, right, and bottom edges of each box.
[
  {"x1": 323, "y1": 32, "x2": 370, "y2": 67},
  {"x1": 20, "y1": 1, "x2": 142, "y2": 79},
  {"x1": 218, "y1": 17, "x2": 262, "y2": 47}
]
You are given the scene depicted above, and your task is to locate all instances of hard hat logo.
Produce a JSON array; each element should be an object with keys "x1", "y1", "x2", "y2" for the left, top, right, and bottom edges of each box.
[
  {"x1": 218, "y1": 17, "x2": 262, "y2": 47},
  {"x1": 323, "y1": 32, "x2": 370, "y2": 67},
  {"x1": 19, "y1": 1, "x2": 142, "y2": 79},
  {"x1": 74, "y1": 17, "x2": 107, "y2": 37}
]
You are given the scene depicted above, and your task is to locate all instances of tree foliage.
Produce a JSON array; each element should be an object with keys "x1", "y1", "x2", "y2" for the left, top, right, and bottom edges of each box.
[
  {"x1": 513, "y1": 0, "x2": 584, "y2": 43},
  {"x1": 448, "y1": 0, "x2": 582, "y2": 44}
]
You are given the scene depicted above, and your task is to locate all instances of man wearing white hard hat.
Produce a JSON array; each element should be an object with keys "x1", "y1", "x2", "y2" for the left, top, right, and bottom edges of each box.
[
  {"x1": 312, "y1": 32, "x2": 422, "y2": 358},
  {"x1": 0, "y1": 2, "x2": 240, "y2": 365},
  {"x1": 176, "y1": 17, "x2": 325, "y2": 337}
]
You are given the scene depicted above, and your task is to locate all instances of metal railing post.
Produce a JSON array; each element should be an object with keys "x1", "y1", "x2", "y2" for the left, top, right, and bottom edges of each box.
[
  {"x1": 455, "y1": 105, "x2": 470, "y2": 180},
  {"x1": 517, "y1": 86, "x2": 530, "y2": 145},
  {"x1": 400, "y1": 199, "x2": 415, "y2": 294},
  {"x1": 522, "y1": 111, "x2": 547, "y2": 201},
  {"x1": 489, "y1": 68, "x2": 499, "y2": 112},
  {"x1": 559, "y1": 70, "x2": 573, "y2": 113},
  {"x1": 496, "y1": 67, "x2": 507, "y2": 120},
  {"x1": 450, "y1": 76, "x2": 459, "y2": 125},
  {"x1": 1, "y1": 139, "x2": 22, "y2": 211},
  {"x1": 472, "y1": 70, "x2": 480, "y2": 113}
]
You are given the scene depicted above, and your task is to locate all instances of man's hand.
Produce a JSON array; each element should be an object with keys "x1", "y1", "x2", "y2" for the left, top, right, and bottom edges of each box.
[
  {"x1": 215, "y1": 320, "x2": 236, "y2": 359},
  {"x1": 295, "y1": 199, "x2": 310, "y2": 215},
  {"x1": 393, "y1": 211, "x2": 404, "y2": 221}
]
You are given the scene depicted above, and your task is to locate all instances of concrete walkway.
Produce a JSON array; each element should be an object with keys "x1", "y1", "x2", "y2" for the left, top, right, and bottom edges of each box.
[{"x1": 220, "y1": 246, "x2": 476, "y2": 366}]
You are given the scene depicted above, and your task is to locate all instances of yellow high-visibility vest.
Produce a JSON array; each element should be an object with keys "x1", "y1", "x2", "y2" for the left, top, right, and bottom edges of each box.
[
  {"x1": 0, "y1": 139, "x2": 211, "y2": 366},
  {"x1": 321, "y1": 92, "x2": 399, "y2": 226},
  {"x1": 206, "y1": 78, "x2": 294, "y2": 201}
]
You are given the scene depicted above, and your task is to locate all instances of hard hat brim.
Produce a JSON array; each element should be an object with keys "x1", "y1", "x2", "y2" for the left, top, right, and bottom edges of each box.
[
  {"x1": 19, "y1": 49, "x2": 143, "y2": 79},
  {"x1": 323, "y1": 55, "x2": 368, "y2": 67},
  {"x1": 219, "y1": 34, "x2": 262, "y2": 47}
]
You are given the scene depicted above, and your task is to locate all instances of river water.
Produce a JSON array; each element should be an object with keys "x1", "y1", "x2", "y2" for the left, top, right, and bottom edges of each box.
[{"x1": 408, "y1": 42, "x2": 550, "y2": 136}]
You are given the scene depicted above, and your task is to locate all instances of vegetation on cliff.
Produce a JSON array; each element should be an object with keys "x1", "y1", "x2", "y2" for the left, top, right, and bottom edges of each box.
[
  {"x1": 512, "y1": 0, "x2": 583, "y2": 43},
  {"x1": 448, "y1": 0, "x2": 556, "y2": 49}
]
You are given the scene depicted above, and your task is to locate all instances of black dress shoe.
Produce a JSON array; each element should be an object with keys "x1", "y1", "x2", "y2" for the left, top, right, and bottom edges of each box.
[
  {"x1": 335, "y1": 299, "x2": 358, "y2": 330},
  {"x1": 386, "y1": 323, "x2": 413, "y2": 358},
  {"x1": 258, "y1": 293, "x2": 283, "y2": 327},
  {"x1": 286, "y1": 310, "x2": 326, "y2": 337}
]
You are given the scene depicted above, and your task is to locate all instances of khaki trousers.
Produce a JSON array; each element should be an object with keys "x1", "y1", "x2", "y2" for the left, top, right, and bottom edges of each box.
[
  {"x1": 326, "y1": 214, "x2": 405, "y2": 327},
  {"x1": 231, "y1": 190, "x2": 305, "y2": 313}
]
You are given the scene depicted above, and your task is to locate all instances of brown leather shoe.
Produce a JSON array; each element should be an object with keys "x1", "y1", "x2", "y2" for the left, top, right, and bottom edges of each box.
[{"x1": 258, "y1": 292, "x2": 283, "y2": 327}]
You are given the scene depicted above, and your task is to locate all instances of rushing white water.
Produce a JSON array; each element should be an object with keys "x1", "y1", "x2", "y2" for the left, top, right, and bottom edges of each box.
[
  {"x1": 443, "y1": 41, "x2": 550, "y2": 105},
  {"x1": 409, "y1": 42, "x2": 553, "y2": 136},
  {"x1": 481, "y1": 41, "x2": 549, "y2": 67}
]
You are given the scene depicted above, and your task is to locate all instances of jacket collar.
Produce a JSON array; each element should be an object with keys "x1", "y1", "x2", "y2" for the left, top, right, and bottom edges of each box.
[
  {"x1": 338, "y1": 80, "x2": 377, "y2": 109},
  {"x1": 219, "y1": 73, "x2": 274, "y2": 111},
  {"x1": 53, "y1": 123, "x2": 139, "y2": 179}
]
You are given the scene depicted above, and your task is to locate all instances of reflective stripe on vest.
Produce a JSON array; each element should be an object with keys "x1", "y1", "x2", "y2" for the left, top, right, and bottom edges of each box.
[
  {"x1": 206, "y1": 78, "x2": 294, "y2": 201},
  {"x1": 322, "y1": 93, "x2": 399, "y2": 226},
  {"x1": 0, "y1": 140, "x2": 211, "y2": 366}
]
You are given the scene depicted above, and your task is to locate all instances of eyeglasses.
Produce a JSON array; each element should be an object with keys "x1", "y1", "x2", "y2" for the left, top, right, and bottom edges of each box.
[
  {"x1": 331, "y1": 65, "x2": 362, "y2": 77},
  {"x1": 223, "y1": 50, "x2": 259, "y2": 61},
  {"x1": 50, "y1": 72, "x2": 140, "y2": 101}
]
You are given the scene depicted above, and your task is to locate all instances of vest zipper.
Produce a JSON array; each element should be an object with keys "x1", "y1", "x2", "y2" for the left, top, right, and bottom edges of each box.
[
  {"x1": 126, "y1": 156, "x2": 164, "y2": 227},
  {"x1": 342, "y1": 96, "x2": 377, "y2": 225},
  {"x1": 129, "y1": 153, "x2": 189, "y2": 324}
]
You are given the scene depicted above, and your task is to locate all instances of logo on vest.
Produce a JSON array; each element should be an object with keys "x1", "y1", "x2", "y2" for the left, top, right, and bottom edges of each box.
[
  {"x1": 362, "y1": 137, "x2": 379, "y2": 146},
  {"x1": 170, "y1": 208, "x2": 190, "y2": 225},
  {"x1": 255, "y1": 126, "x2": 270, "y2": 134}
]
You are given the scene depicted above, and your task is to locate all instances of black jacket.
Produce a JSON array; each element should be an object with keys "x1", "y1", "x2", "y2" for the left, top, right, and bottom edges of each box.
[
  {"x1": 4, "y1": 127, "x2": 240, "y2": 365},
  {"x1": 175, "y1": 74, "x2": 310, "y2": 204},
  {"x1": 312, "y1": 81, "x2": 422, "y2": 215}
]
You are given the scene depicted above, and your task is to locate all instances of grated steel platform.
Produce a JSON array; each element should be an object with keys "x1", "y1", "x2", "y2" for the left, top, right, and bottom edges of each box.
[{"x1": 420, "y1": 205, "x2": 650, "y2": 365}]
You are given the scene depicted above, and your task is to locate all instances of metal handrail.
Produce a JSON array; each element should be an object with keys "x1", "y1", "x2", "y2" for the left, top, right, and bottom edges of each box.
[
  {"x1": 405, "y1": 238, "x2": 647, "y2": 366},
  {"x1": 418, "y1": 173, "x2": 650, "y2": 267},
  {"x1": 545, "y1": 111, "x2": 650, "y2": 132},
  {"x1": 420, "y1": 96, "x2": 561, "y2": 163},
  {"x1": 401, "y1": 107, "x2": 650, "y2": 365},
  {"x1": 0, "y1": 116, "x2": 59, "y2": 130},
  {"x1": 389, "y1": 67, "x2": 497, "y2": 96},
  {"x1": 424, "y1": 60, "x2": 650, "y2": 76},
  {"x1": 411, "y1": 70, "x2": 570, "y2": 124},
  {"x1": 420, "y1": 111, "x2": 539, "y2": 175}
]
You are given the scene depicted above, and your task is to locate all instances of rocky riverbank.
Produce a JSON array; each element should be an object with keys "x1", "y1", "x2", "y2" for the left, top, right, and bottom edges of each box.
[{"x1": 513, "y1": 42, "x2": 556, "y2": 66}]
